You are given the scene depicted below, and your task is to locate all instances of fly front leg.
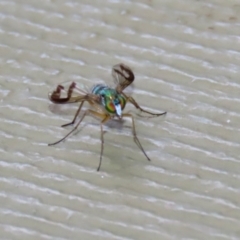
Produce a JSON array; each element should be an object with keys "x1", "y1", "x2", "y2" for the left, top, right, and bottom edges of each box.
[
  {"x1": 97, "y1": 114, "x2": 110, "y2": 171},
  {"x1": 123, "y1": 93, "x2": 167, "y2": 117},
  {"x1": 122, "y1": 113, "x2": 151, "y2": 161}
]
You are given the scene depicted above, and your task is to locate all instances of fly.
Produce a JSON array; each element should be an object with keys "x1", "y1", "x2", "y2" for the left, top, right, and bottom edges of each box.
[{"x1": 48, "y1": 63, "x2": 166, "y2": 171}]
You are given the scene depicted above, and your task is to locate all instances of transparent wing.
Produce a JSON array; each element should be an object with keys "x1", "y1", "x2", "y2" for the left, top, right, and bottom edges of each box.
[
  {"x1": 48, "y1": 81, "x2": 92, "y2": 104},
  {"x1": 112, "y1": 63, "x2": 135, "y2": 93}
]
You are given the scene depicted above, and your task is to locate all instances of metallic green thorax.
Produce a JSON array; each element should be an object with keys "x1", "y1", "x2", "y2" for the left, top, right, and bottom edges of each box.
[{"x1": 92, "y1": 84, "x2": 126, "y2": 116}]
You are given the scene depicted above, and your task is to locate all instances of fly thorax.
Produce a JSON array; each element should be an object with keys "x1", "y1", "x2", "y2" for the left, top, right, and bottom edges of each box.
[
  {"x1": 91, "y1": 84, "x2": 108, "y2": 107},
  {"x1": 95, "y1": 87, "x2": 126, "y2": 116}
]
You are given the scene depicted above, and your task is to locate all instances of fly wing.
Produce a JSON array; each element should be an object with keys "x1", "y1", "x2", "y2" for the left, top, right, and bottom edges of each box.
[
  {"x1": 48, "y1": 81, "x2": 89, "y2": 104},
  {"x1": 112, "y1": 63, "x2": 135, "y2": 93}
]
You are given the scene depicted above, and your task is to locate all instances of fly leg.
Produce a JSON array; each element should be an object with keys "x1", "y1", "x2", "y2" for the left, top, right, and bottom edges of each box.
[
  {"x1": 122, "y1": 113, "x2": 151, "y2": 161},
  {"x1": 61, "y1": 100, "x2": 85, "y2": 127},
  {"x1": 124, "y1": 94, "x2": 166, "y2": 117},
  {"x1": 97, "y1": 115, "x2": 110, "y2": 171},
  {"x1": 49, "y1": 109, "x2": 110, "y2": 171},
  {"x1": 48, "y1": 108, "x2": 91, "y2": 146}
]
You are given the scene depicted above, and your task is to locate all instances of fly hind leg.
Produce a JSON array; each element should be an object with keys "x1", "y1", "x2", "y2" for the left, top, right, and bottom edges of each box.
[
  {"x1": 48, "y1": 107, "x2": 90, "y2": 146},
  {"x1": 61, "y1": 100, "x2": 85, "y2": 127},
  {"x1": 48, "y1": 108, "x2": 110, "y2": 172}
]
